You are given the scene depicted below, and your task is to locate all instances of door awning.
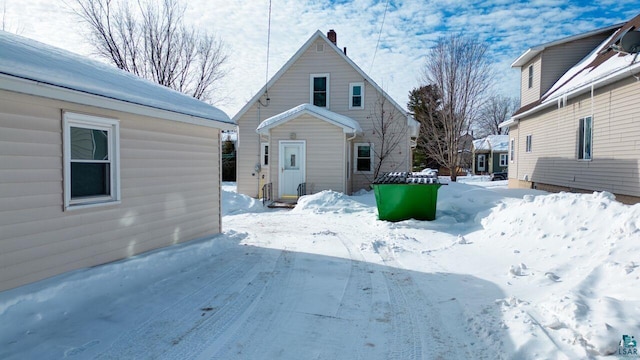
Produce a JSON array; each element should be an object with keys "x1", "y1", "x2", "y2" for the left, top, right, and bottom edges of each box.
[{"x1": 256, "y1": 103, "x2": 362, "y2": 134}]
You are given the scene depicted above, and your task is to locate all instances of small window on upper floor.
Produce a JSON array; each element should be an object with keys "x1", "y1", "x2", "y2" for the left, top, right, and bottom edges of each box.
[
  {"x1": 526, "y1": 135, "x2": 532, "y2": 153},
  {"x1": 310, "y1": 73, "x2": 330, "y2": 108},
  {"x1": 528, "y1": 65, "x2": 534, "y2": 89},
  {"x1": 349, "y1": 82, "x2": 364, "y2": 110}
]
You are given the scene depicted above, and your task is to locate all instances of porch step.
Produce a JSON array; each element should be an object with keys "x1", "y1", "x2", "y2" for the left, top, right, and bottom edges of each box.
[{"x1": 267, "y1": 201, "x2": 297, "y2": 209}]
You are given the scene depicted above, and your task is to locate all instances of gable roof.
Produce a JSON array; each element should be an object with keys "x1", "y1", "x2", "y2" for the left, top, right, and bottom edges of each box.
[
  {"x1": 256, "y1": 103, "x2": 362, "y2": 134},
  {"x1": 232, "y1": 30, "x2": 413, "y2": 126},
  {"x1": 472, "y1": 135, "x2": 509, "y2": 152},
  {"x1": 506, "y1": 13, "x2": 640, "y2": 124},
  {"x1": 0, "y1": 31, "x2": 233, "y2": 129},
  {"x1": 511, "y1": 23, "x2": 622, "y2": 68}
]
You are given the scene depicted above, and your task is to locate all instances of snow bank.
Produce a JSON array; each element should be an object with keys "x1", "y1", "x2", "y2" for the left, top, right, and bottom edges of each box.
[{"x1": 479, "y1": 191, "x2": 640, "y2": 356}]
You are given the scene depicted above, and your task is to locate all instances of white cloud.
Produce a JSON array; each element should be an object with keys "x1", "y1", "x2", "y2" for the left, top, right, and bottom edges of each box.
[{"x1": 3, "y1": 0, "x2": 637, "y2": 116}]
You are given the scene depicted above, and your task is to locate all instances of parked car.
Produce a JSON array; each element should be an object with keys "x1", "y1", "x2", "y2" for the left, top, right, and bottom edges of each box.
[{"x1": 490, "y1": 172, "x2": 507, "y2": 181}]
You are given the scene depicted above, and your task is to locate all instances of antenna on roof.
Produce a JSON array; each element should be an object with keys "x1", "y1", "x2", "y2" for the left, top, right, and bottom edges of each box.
[{"x1": 620, "y1": 30, "x2": 640, "y2": 53}]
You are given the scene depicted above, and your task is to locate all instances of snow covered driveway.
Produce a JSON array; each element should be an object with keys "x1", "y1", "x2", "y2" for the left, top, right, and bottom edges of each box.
[{"x1": 2, "y1": 181, "x2": 639, "y2": 359}]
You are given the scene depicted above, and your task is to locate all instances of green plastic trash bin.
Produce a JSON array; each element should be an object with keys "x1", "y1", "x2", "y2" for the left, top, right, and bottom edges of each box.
[{"x1": 372, "y1": 172, "x2": 442, "y2": 221}]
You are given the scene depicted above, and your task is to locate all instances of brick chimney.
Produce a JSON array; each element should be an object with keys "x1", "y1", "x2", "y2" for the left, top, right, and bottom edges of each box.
[{"x1": 327, "y1": 29, "x2": 337, "y2": 45}]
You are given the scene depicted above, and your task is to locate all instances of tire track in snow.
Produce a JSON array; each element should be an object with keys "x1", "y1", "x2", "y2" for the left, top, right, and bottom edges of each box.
[
  {"x1": 95, "y1": 246, "x2": 273, "y2": 359},
  {"x1": 197, "y1": 250, "x2": 300, "y2": 359},
  {"x1": 375, "y1": 243, "x2": 472, "y2": 359}
]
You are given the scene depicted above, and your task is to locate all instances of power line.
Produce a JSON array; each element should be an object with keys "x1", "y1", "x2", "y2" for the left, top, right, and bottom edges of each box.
[
  {"x1": 370, "y1": 0, "x2": 390, "y2": 73},
  {"x1": 259, "y1": 0, "x2": 272, "y2": 107}
]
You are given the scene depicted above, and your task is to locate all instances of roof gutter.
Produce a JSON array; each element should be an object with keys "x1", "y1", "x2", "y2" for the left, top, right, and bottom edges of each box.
[
  {"x1": 502, "y1": 61, "x2": 640, "y2": 127},
  {"x1": 0, "y1": 74, "x2": 236, "y2": 130}
]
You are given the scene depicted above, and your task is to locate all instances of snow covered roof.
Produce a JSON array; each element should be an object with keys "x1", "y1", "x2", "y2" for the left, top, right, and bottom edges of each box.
[
  {"x1": 473, "y1": 135, "x2": 509, "y2": 152},
  {"x1": 509, "y1": 13, "x2": 640, "y2": 122},
  {"x1": 233, "y1": 30, "x2": 412, "y2": 124},
  {"x1": 0, "y1": 31, "x2": 233, "y2": 129},
  {"x1": 256, "y1": 103, "x2": 362, "y2": 134}
]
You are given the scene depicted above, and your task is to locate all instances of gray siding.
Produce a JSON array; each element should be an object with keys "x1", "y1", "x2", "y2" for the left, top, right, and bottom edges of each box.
[
  {"x1": 0, "y1": 90, "x2": 221, "y2": 291},
  {"x1": 509, "y1": 76, "x2": 640, "y2": 198},
  {"x1": 540, "y1": 34, "x2": 612, "y2": 96},
  {"x1": 236, "y1": 38, "x2": 411, "y2": 197},
  {"x1": 520, "y1": 55, "x2": 542, "y2": 106}
]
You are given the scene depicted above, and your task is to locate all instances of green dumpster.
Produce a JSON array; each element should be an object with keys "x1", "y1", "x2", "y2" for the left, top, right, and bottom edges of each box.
[{"x1": 372, "y1": 172, "x2": 442, "y2": 221}]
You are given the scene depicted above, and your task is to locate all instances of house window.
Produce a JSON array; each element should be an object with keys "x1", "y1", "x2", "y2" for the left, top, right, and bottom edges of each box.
[
  {"x1": 526, "y1": 135, "x2": 532, "y2": 152},
  {"x1": 349, "y1": 82, "x2": 364, "y2": 109},
  {"x1": 578, "y1": 116, "x2": 592, "y2": 160},
  {"x1": 500, "y1": 154, "x2": 508, "y2": 167},
  {"x1": 354, "y1": 143, "x2": 373, "y2": 173},
  {"x1": 528, "y1": 65, "x2": 533, "y2": 89},
  {"x1": 477, "y1": 154, "x2": 486, "y2": 171},
  {"x1": 261, "y1": 142, "x2": 269, "y2": 167},
  {"x1": 510, "y1": 139, "x2": 515, "y2": 162},
  {"x1": 63, "y1": 112, "x2": 120, "y2": 210},
  {"x1": 310, "y1": 73, "x2": 330, "y2": 107}
]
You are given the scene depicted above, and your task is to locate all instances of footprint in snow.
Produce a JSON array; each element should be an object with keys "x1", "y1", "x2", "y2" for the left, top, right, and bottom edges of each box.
[{"x1": 545, "y1": 272, "x2": 561, "y2": 281}]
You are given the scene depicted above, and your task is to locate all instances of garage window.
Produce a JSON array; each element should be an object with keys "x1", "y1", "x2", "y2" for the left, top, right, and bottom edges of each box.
[{"x1": 63, "y1": 112, "x2": 120, "y2": 210}]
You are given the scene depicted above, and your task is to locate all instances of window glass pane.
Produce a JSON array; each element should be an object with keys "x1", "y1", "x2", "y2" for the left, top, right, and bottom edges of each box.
[
  {"x1": 71, "y1": 162, "x2": 109, "y2": 198},
  {"x1": 314, "y1": 93, "x2": 326, "y2": 107},
  {"x1": 314, "y1": 77, "x2": 326, "y2": 91},
  {"x1": 357, "y1": 158, "x2": 370, "y2": 171},
  {"x1": 584, "y1": 117, "x2": 592, "y2": 159},
  {"x1": 352, "y1": 86, "x2": 361, "y2": 96},
  {"x1": 71, "y1": 127, "x2": 108, "y2": 160},
  {"x1": 357, "y1": 146, "x2": 370, "y2": 157},
  {"x1": 352, "y1": 96, "x2": 361, "y2": 107}
]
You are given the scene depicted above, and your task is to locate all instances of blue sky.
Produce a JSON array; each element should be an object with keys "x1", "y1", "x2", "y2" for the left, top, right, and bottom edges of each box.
[{"x1": 2, "y1": 0, "x2": 638, "y2": 116}]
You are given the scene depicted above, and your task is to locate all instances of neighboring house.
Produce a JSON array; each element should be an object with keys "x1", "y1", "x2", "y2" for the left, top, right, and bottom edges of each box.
[
  {"x1": 472, "y1": 135, "x2": 509, "y2": 174},
  {"x1": 0, "y1": 31, "x2": 234, "y2": 292},
  {"x1": 502, "y1": 13, "x2": 640, "y2": 204},
  {"x1": 234, "y1": 30, "x2": 419, "y2": 201}
]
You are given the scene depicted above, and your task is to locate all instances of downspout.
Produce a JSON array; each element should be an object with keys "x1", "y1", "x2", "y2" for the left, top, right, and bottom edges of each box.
[{"x1": 346, "y1": 130, "x2": 357, "y2": 194}]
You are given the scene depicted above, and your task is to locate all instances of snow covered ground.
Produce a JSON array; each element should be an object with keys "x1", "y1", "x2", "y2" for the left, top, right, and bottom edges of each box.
[{"x1": 1, "y1": 178, "x2": 639, "y2": 359}]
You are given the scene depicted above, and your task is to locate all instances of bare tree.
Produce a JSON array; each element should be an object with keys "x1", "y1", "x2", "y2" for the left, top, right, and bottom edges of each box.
[
  {"x1": 367, "y1": 93, "x2": 409, "y2": 180},
  {"x1": 421, "y1": 34, "x2": 493, "y2": 181},
  {"x1": 1, "y1": 1, "x2": 24, "y2": 34},
  {"x1": 70, "y1": 0, "x2": 228, "y2": 103},
  {"x1": 475, "y1": 94, "x2": 519, "y2": 137}
]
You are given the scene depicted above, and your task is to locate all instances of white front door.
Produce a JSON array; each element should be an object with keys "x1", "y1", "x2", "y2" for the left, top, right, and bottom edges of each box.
[
  {"x1": 279, "y1": 141, "x2": 305, "y2": 198},
  {"x1": 478, "y1": 154, "x2": 486, "y2": 172}
]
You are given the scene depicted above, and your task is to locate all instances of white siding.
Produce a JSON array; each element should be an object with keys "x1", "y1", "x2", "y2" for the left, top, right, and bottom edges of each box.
[
  {"x1": 509, "y1": 76, "x2": 640, "y2": 198},
  {"x1": 270, "y1": 115, "x2": 346, "y2": 196},
  {"x1": 0, "y1": 90, "x2": 222, "y2": 291},
  {"x1": 236, "y1": 38, "x2": 411, "y2": 196}
]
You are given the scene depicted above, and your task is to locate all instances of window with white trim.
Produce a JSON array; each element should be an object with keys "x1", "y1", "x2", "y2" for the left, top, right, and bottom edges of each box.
[
  {"x1": 63, "y1": 112, "x2": 120, "y2": 210},
  {"x1": 528, "y1": 65, "x2": 533, "y2": 89},
  {"x1": 500, "y1": 154, "x2": 508, "y2": 167},
  {"x1": 578, "y1": 116, "x2": 592, "y2": 160},
  {"x1": 354, "y1": 143, "x2": 373, "y2": 173},
  {"x1": 525, "y1": 134, "x2": 532, "y2": 152},
  {"x1": 510, "y1": 138, "x2": 515, "y2": 162},
  {"x1": 260, "y1": 142, "x2": 269, "y2": 167},
  {"x1": 349, "y1": 82, "x2": 364, "y2": 109},
  {"x1": 310, "y1": 73, "x2": 330, "y2": 107}
]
